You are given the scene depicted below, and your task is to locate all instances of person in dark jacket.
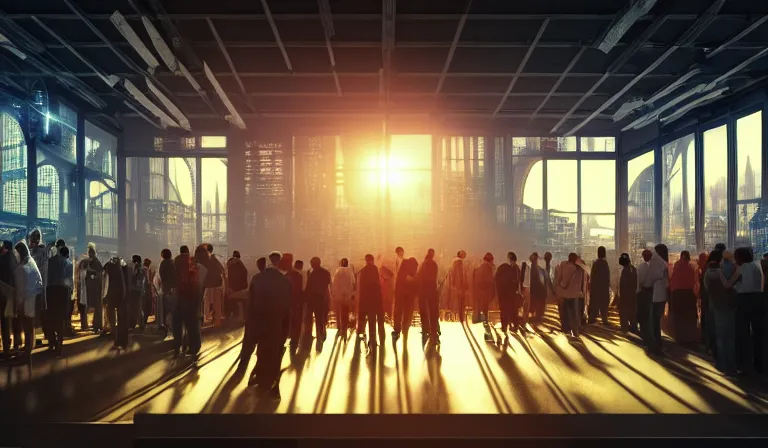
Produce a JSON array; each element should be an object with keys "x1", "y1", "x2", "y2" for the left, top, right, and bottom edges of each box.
[
  {"x1": 141, "y1": 258, "x2": 154, "y2": 330},
  {"x1": 418, "y1": 249, "x2": 439, "y2": 345},
  {"x1": 588, "y1": 246, "x2": 611, "y2": 326},
  {"x1": 248, "y1": 251, "x2": 291, "y2": 400},
  {"x1": 495, "y1": 251, "x2": 522, "y2": 334},
  {"x1": 103, "y1": 256, "x2": 127, "y2": 348},
  {"x1": 238, "y1": 256, "x2": 269, "y2": 368},
  {"x1": 306, "y1": 257, "x2": 332, "y2": 347},
  {"x1": 158, "y1": 249, "x2": 176, "y2": 332},
  {"x1": 392, "y1": 257, "x2": 418, "y2": 344},
  {"x1": 79, "y1": 245, "x2": 103, "y2": 333},
  {"x1": 203, "y1": 244, "x2": 225, "y2": 325},
  {"x1": 0, "y1": 241, "x2": 19, "y2": 358},
  {"x1": 125, "y1": 255, "x2": 146, "y2": 332},
  {"x1": 287, "y1": 260, "x2": 305, "y2": 353},
  {"x1": 357, "y1": 254, "x2": 384, "y2": 349},
  {"x1": 617, "y1": 253, "x2": 638, "y2": 333},
  {"x1": 225, "y1": 251, "x2": 249, "y2": 322}
]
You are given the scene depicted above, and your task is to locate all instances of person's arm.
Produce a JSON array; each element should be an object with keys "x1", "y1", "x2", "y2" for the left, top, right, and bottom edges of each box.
[{"x1": 720, "y1": 265, "x2": 742, "y2": 288}]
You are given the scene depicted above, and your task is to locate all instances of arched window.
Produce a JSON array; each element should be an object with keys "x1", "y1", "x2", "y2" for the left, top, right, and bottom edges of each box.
[
  {"x1": 37, "y1": 164, "x2": 60, "y2": 221},
  {"x1": 1, "y1": 112, "x2": 28, "y2": 216}
]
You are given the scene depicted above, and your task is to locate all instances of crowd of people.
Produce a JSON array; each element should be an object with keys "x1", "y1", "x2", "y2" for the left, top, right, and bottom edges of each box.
[{"x1": 1, "y1": 229, "x2": 766, "y2": 401}]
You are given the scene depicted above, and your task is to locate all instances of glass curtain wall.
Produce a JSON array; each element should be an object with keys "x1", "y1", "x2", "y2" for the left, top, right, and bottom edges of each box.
[
  {"x1": 201, "y1": 158, "x2": 228, "y2": 257},
  {"x1": 627, "y1": 150, "x2": 655, "y2": 263},
  {"x1": 661, "y1": 134, "x2": 696, "y2": 253},
  {"x1": 1, "y1": 111, "x2": 27, "y2": 217},
  {"x1": 703, "y1": 125, "x2": 729, "y2": 250},
  {"x1": 85, "y1": 121, "x2": 118, "y2": 253},
  {"x1": 736, "y1": 111, "x2": 762, "y2": 249}
]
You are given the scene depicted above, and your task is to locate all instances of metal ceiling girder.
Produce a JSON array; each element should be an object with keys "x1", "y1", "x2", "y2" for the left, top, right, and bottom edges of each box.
[
  {"x1": 143, "y1": 0, "x2": 203, "y2": 70},
  {"x1": 706, "y1": 46, "x2": 768, "y2": 90},
  {"x1": 529, "y1": 46, "x2": 587, "y2": 122},
  {"x1": 261, "y1": 0, "x2": 293, "y2": 72},
  {"x1": 560, "y1": 0, "x2": 727, "y2": 136},
  {"x1": 435, "y1": 0, "x2": 473, "y2": 97},
  {"x1": 613, "y1": 68, "x2": 703, "y2": 122},
  {"x1": 204, "y1": 62, "x2": 246, "y2": 129},
  {"x1": 593, "y1": 0, "x2": 657, "y2": 54},
  {"x1": 206, "y1": 18, "x2": 258, "y2": 113},
  {"x1": 621, "y1": 83, "x2": 708, "y2": 131},
  {"x1": 123, "y1": 78, "x2": 179, "y2": 129},
  {"x1": 109, "y1": 11, "x2": 160, "y2": 74},
  {"x1": 706, "y1": 15, "x2": 768, "y2": 59},
  {"x1": 492, "y1": 18, "x2": 550, "y2": 118},
  {"x1": 317, "y1": 0, "x2": 341, "y2": 96},
  {"x1": 661, "y1": 86, "x2": 730, "y2": 124},
  {"x1": 146, "y1": 77, "x2": 191, "y2": 130}
]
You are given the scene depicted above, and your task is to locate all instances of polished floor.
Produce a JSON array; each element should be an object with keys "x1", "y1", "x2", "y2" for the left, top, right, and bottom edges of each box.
[{"x1": 3, "y1": 307, "x2": 768, "y2": 421}]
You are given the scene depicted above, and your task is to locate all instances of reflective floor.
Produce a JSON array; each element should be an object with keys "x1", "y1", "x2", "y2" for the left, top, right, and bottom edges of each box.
[{"x1": 3, "y1": 306, "x2": 768, "y2": 421}]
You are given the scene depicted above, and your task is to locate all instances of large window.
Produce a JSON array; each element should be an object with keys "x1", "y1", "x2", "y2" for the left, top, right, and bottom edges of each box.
[
  {"x1": 703, "y1": 125, "x2": 728, "y2": 250},
  {"x1": 736, "y1": 111, "x2": 762, "y2": 248},
  {"x1": 37, "y1": 165, "x2": 60, "y2": 221},
  {"x1": 201, "y1": 158, "x2": 228, "y2": 257},
  {"x1": 547, "y1": 160, "x2": 578, "y2": 257},
  {"x1": 627, "y1": 150, "x2": 655, "y2": 261},
  {"x1": 1, "y1": 112, "x2": 27, "y2": 216},
  {"x1": 662, "y1": 134, "x2": 696, "y2": 252},
  {"x1": 581, "y1": 160, "x2": 616, "y2": 257},
  {"x1": 581, "y1": 137, "x2": 616, "y2": 152}
]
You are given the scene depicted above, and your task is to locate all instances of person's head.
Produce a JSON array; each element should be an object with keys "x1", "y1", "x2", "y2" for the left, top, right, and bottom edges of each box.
[
  {"x1": 310, "y1": 256, "x2": 321, "y2": 269},
  {"x1": 294, "y1": 260, "x2": 304, "y2": 271},
  {"x1": 269, "y1": 251, "x2": 282, "y2": 267},
  {"x1": 161, "y1": 248, "x2": 172, "y2": 260},
  {"x1": 544, "y1": 252, "x2": 552, "y2": 263},
  {"x1": 88, "y1": 243, "x2": 97, "y2": 258},
  {"x1": 733, "y1": 247, "x2": 754, "y2": 266},
  {"x1": 257, "y1": 257, "x2": 267, "y2": 272},
  {"x1": 29, "y1": 229, "x2": 41, "y2": 246},
  {"x1": 1, "y1": 240, "x2": 12, "y2": 254},
  {"x1": 194, "y1": 245, "x2": 209, "y2": 265},
  {"x1": 278, "y1": 253, "x2": 293, "y2": 271},
  {"x1": 507, "y1": 251, "x2": 517, "y2": 263},
  {"x1": 763, "y1": 252, "x2": 768, "y2": 261},
  {"x1": 143, "y1": 258, "x2": 152, "y2": 268},
  {"x1": 233, "y1": 250, "x2": 241, "y2": 259},
  {"x1": 723, "y1": 250, "x2": 734, "y2": 262},
  {"x1": 15, "y1": 241, "x2": 30, "y2": 263},
  {"x1": 642, "y1": 249, "x2": 653, "y2": 262},
  {"x1": 680, "y1": 251, "x2": 690, "y2": 262},
  {"x1": 567, "y1": 253, "x2": 579, "y2": 264},
  {"x1": 654, "y1": 244, "x2": 669, "y2": 263},
  {"x1": 715, "y1": 243, "x2": 727, "y2": 252},
  {"x1": 529, "y1": 252, "x2": 539, "y2": 263},
  {"x1": 426, "y1": 248, "x2": 435, "y2": 260},
  {"x1": 619, "y1": 253, "x2": 631, "y2": 267},
  {"x1": 708, "y1": 249, "x2": 723, "y2": 266},
  {"x1": 180, "y1": 245, "x2": 190, "y2": 255},
  {"x1": 483, "y1": 252, "x2": 494, "y2": 263},
  {"x1": 60, "y1": 246, "x2": 70, "y2": 259},
  {"x1": 206, "y1": 244, "x2": 214, "y2": 254},
  {"x1": 698, "y1": 252, "x2": 708, "y2": 268},
  {"x1": 458, "y1": 250, "x2": 466, "y2": 259},
  {"x1": 340, "y1": 258, "x2": 349, "y2": 268},
  {"x1": 55, "y1": 239, "x2": 66, "y2": 249},
  {"x1": 597, "y1": 246, "x2": 606, "y2": 259},
  {"x1": 131, "y1": 255, "x2": 142, "y2": 265},
  {"x1": 365, "y1": 254, "x2": 375, "y2": 265}
]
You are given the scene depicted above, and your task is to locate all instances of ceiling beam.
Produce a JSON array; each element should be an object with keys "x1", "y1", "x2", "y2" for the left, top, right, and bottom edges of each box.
[
  {"x1": 317, "y1": 0, "x2": 341, "y2": 96},
  {"x1": 529, "y1": 46, "x2": 587, "y2": 122},
  {"x1": 435, "y1": 0, "x2": 473, "y2": 97},
  {"x1": 206, "y1": 18, "x2": 258, "y2": 112},
  {"x1": 98, "y1": 91, "x2": 609, "y2": 98},
  {"x1": 492, "y1": 19, "x2": 550, "y2": 117},
  {"x1": 706, "y1": 15, "x2": 768, "y2": 59},
  {"x1": 122, "y1": 110, "x2": 615, "y2": 119},
  {"x1": 561, "y1": 0, "x2": 726, "y2": 136},
  {"x1": 143, "y1": 0, "x2": 203, "y2": 69},
  {"x1": 261, "y1": 0, "x2": 293, "y2": 72}
]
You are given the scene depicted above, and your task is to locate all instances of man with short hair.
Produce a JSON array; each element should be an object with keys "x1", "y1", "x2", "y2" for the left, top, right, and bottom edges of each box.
[
  {"x1": 47, "y1": 244, "x2": 73, "y2": 357},
  {"x1": 287, "y1": 260, "x2": 306, "y2": 352},
  {"x1": 495, "y1": 251, "x2": 522, "y2": 334},
  {"x1": 306, "y1": 257, "x2": 332, "y2": 348},
  {"x1": 204, "y1": 244, "x2": 226, "y2": 326},
  {"x1": 589, "y1": 246, "x2": 611, "y2": 326},
  {"x1": 156, "y1": 248, "x2": 175, "y2": 333},
  {"x1": 418, "y1": 249, "x2": 439, "y2": 345},
  {"x1": 226, "y1": 250, "x2": 249, "y2": 322},
  {"x1": 357, "y1": 254, "x2": 384, "y2": 349}
]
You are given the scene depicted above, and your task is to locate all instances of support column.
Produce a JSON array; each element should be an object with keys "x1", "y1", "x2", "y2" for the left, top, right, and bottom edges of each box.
[
  {"x1": 506, "y1": 136, "x2": 515, "y2": 227},
  {"x1": 117, "y1": 134, "x2": 127, "y2": 257},
  {"x1": 195, "y1": 157, "x2": 202, "y2": 246},
  {"x1": 27, "y1": 135, "x2": 38, "y2": 230},
  {"x1": 227, "y1": 129, "x2": 245, "y2": 251},
  {"x1": 727, "y1": 119, "x2": 737, "y2": 249},
  {"x1": 75, "y1": 112, "x2": 85, "y2": 253},
  {"x1": 695, "y1": 125, "x2": 705, "y2": 251},
  {"x1": 654, "y1": 141, "x2": 663, "y2": 245}
]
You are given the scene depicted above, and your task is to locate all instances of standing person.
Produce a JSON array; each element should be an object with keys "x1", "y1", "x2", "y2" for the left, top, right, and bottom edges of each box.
[
  {"x1": 670, "y1": 251, "x2": 698, "y2": 344},
  {"x1": 174, "y1": 246, "x2": 208, "y2": 359},
  {"x1": 103, "y1": 256, "x2": 127, "y2": 347},
  {"x1": 636, "y1": 249, "x2": 655, "y2": 348},
  {"x1": 555, "y1": 253, "x2": 585, "y2": 339},
  {"x1": 647, "y1": 244, "x2": 670, "y2": 356},
  {"x1": 722, "y1": 247, "x2": 765, "y2": 374},
  {"x1": 697, "y1": 251, "x2": 716, "y2": 354},
  {"x1": 715, "y1": 243, "x2": 735, "y2": 277},
  {"x1": 617, "y1": 253, "x2": 638, "y2": 334},
  {"x1": 248, "y1": 251, "x2": 291, "y2": 399},
  {"x1": 78, "y1": 245, "x2": 103, "y2": 334},
  {"x1": 392, "y1": 257, "x2": 418, "y2": 344},
  {"x1": 203, "y1": 244, "x2": 225, "y2": 326},
  {"x1": 226, "y1": 251, "x2": 249, "y2": 321},
  {"x1": 495, "y1": 252, "x2": 522, "y2": 334},
  {"x1": 588, "y1": 247, "x2": 611, "y2": 326},
  {"x1": 237, "y1": 257, "x2": 268, "y2": 370},
  {"x1": 157, "y1": 249, "x2": 176, "y2": 333},
  {"x1": 526, "y1": 253, "x2": 548, "y2": 326},
  {"x1": 141, "y1": 258, "x2": 154, "y2": 330},
  {"x1": 46, "y1": 244, "x2": 73, "y2": 356},
  {"x1": 520, "y1": 260, "x2": 530, "y2": 326},
  {"x1": 12, "y1": 241, "x2": 43, "y2": 364},
  {"x1": 473, "y1": 253, "x2": 496, "y2": 340},
  {"x1": 306, "y1": 257, "x2": 331, "y2": 347},
  {"x1": 0, "y1": 241, "x2": 19, "y2": 358},
  {"x1": 703, "y1": 250, "x2": 737, "y2": 376},
  {"x1": 447, "y1": 251, "x2": 469, "y2": 322},
  {"x1": 418, "y1": 249, "x2": 439, "y2": 345},
  {"x1": 332, "y1": 259, "x2": 355, "y2": 341},
  {"x1": 287, "y1": 260, "x2": 306, "y2": 353},
  {"x1": 126, "y1": 255, "x2": 147, "y2": 332},
  {"x1": 356, "y1": 254, "x2": 384, "y2": 349},
  {"x1": 27, "y1": 228, "x2": 50, "y2": 347}
]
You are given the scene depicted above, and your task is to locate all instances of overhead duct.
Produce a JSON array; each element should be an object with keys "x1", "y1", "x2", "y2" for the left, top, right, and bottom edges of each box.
[
  {"x1": 706, "y1": 46, "x2": 768, "y2": 90},
  {"x1": 593, "y1": 0, "x2": 657, "y2": 54},
  {"x1": 123, "y1": 79, "x2": 180, "y2": 129},
  {"x1": 146, "y1": 77, "x2": 191, "y2": 130},
  {"x1": 613, "y1": 68, "x2": 702, "y2": 122},
  {"x1": 661, "y1": 87, "x2": 729, "y2": 125},
  {"x1": 110, "y1": 11, "x2": 160, "y2": 74},
  {"x1": 0, "y1": 32, "x2": 27, "y2": 60},
  {"x1": 203, "y1": 62, "x2": 246, "y2": 129},
  {"x1": 142, "y1": 16, "x2": 179, "y2": 74},
  {"x1": 622, "y1": 84, "x2": 708, "y2": 131}
]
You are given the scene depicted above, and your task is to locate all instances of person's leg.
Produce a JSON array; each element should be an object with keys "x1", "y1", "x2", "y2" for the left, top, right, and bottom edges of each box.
[
  {"x1": 587, "y1": 293, "x2": 598, "y2": 324},
  {"x1": 651, "y1": 301, "x2": 665, "y2": 354},
  {"x1": 188, "y1": 300, "x2": 202, "y2": 356},
  {"x1": 735, "y1": 297, "x2": 750, "y2": 370},
  {"x1": 12, "y1": 317, "x2": 22, "y2": 350},
  {"x1": 600, "y1": 293, "x2": 610, "y2": 325},
  {"x1": 419, "y1": 293, "x2": 430, "y2": 342},
  {"x1": 429, "y1": 291, "x2": 440, "y2": 341},
  {"x1": 402, "y1": 300, "x2": 414, "y2": 340},
  {"x1": 0, "y1": 295, "x2": 9, "y2": 355},
  {"x1": 172, "y1": 303, "x2": 184, "y2": 355},
  {"x1": 366, "y1": 310, "x2": 376, "y2": 346},
  {"x1": 377, "y1": 309, "x2": 386, "y2": 345},
  {"x1": 22, "y1": 316, "x2": 35, "y2": 361},
  {"x1": 393, "y1": 294, "x2": 404, "y2": 336},
  {"x1": 749, "y1": 294, "x2": 765, "y2": 373}
]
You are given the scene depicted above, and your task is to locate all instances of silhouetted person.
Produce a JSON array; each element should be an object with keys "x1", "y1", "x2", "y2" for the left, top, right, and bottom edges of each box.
[
  {"x1": 332, "y1": 258, "x2": 355, "y2": 341},
  {"x1": 670, "y1": 251, "x2": 698, "y2": 344},
  {"x1": 226, "y1": 251, "x2": 249, "y2": 321},
  {"x1": 418, "y1": 249, "x2": 439, "y2": 345},
  {"x1": 174, "y1": 245, "x2": 207, "y2": 358},
  {"x1": 256, "y1": 257, "x2": 267, "y2": 273},
  {"x1": 27, "y1": 228, "x2": 49, "y2": 347},
  {"x1": 248, "y1": 251, "x2": 291, "y2": 400},
  {"x1": 648, "y1": 244, "x2": 670, "y2": 356},
  {"x1": 104, "y1": 255, "x2": 127, "y2": 348},
  {"x1": 393, "y1": 257, "x2": 418, "y2": 344},
  {"x1": 78, "y1": 244, "x2": 103, "y2": 333},
  {"x1": 555, "y1": 253, "x2": 585, "y2": 339},
  {"x1": 356, "y1": 254, "x2": 384, "y2": 348},
  {"x1": 636, "y1": 249, "x2": 654, "y2": 348},
  {"x1": 287, "y1": 260, "x2": 306, "y2": 352},
  {"x1": 526, "y1": 252, "x2": 547, "y2": 325},
  {"x1": 141, "y1": 258, "x2": 154, "y2": 330},
  {"x1": 306, "y1": 257, "x2": 331, "y2": 346},
  {"x1": 617, "y1": 253, "x2": 638, "y2": 333},
  {"x1": 447, "y1": 250, "x2": 469, "y2": 322},
  {"x1": 703, "y1": 250, "x2": 736, "y2": 375},
  {"x1": 495, "y1": 252, "x2": 522, "y2": 334},
  {"x1": 588, "y1": 246, "x2": 611, "y2": 326},
  {"x1": 722, "y1": 247, "x2": 765, "y2": 373},
  {"x1": 157, "y1": 248, "x2": 176, "y2": 332},
  {"x1": 203, "y1": 244, "x2": 225, "y2": 325},
  {"x1": 46, "y1": 244, "x2": 73, "y2": 356},
  {"x1": 0, "y1": 240, "x2": 18, "y2": 358},
  {"x1": 126, "y1": 255, "x2": 147, "y2": 332}
]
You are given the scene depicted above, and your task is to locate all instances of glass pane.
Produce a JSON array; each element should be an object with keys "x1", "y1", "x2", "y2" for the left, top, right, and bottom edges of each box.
[
  {"x1": 661, "y1": 134, "x2": 696, "y2": 252},
  {"x1": 582, "y1": 214, "x2": 616, "y2": 255},
  {"x1": 58, "y1": 103, "x2": 77, "y2": 162},
  {"x1": 37, "y1": 165, "x2": 60, "y2": 221},
  {"x1": 548, "y1": 212, "x2": 578, "y2": 259},
  {"x1": 517, "y1": 158, "x2": 544, "y2": 233},
  {"x1": 244, "y1": 139, "x2": 289, "y2": 252},
  {"x1": 202, "y1": 158, "x2": 228, "y2": 257},
  {"x1": 511, "y1": 136, "x2": 575, "y2": 154},
  {"x1": 85, "y1": 121, "x2": 117, "y2": 178},
  {"x1": 581, "y1": 160, "x2": 616, "y2": 213},
  {"x1": 627, "y1": 150, "x2": 654, "y2": 260},
  {"x1": 703, "y1": 125, "x2": 728, "y2": 250},
  {"x1": 580, "y1": 137, "x2": 616, "y2": 152},
  {"x1": 1, "y1": 112, "x2": 27, "y2": 216},
  {"x1": 737, "y1": 111, "x2": 762, "y2": 201},
  {"x1": 736, "y1": 202, "x2": 759, "y2": 248},
  {"x1": 87, "y1": 180, "x2": 117, "y2": 240},
  {"x1": 201, "y1": 136, "x2": 227, "y2": 148},
  {"x1": 547, "y1": 160, "x2": 577, "y2": 212}
]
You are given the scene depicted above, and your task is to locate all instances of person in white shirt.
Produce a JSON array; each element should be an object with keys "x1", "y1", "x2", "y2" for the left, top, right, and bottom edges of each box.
[
  {"x1": 332, "y1": 258, "x2": 356, "y2": 339},
  {"x1": 647, "y1": 244, "x2": 670, "y2": 356}
]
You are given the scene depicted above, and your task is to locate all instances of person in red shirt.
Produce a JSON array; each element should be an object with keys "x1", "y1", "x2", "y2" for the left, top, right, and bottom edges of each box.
[{"x1": 670, "y1": 250, "x2": 698, "y2": 344}]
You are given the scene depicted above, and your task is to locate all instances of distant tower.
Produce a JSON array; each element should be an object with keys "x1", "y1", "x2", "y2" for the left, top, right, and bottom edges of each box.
[{"x1": 743, "y1": 155, "x2": 756, "y2": 199}]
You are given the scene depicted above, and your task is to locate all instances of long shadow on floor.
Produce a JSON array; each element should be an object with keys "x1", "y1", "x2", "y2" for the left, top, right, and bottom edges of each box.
[{"x1": 461, "y1": 322, "x2": 511, "y2": 413}]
